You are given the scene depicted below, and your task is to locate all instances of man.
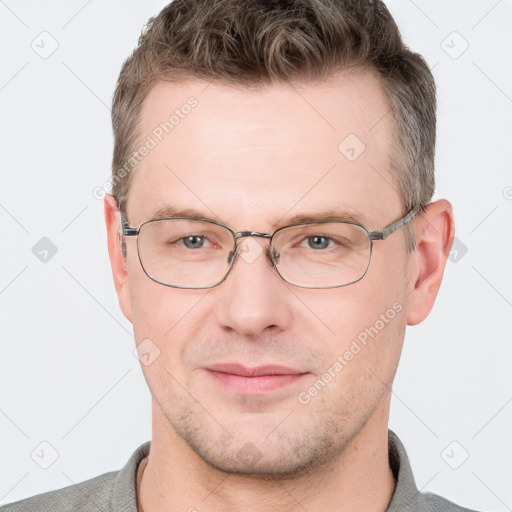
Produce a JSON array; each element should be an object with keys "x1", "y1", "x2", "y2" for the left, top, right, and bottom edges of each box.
[{"x1": 3, "y1": 0, "x2": 480, "y2": 510}]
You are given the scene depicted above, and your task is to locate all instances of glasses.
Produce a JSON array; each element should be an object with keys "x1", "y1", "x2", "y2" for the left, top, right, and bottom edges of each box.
[{"x1": 121, "y1": 206, "x2": 420, "y2": 289}]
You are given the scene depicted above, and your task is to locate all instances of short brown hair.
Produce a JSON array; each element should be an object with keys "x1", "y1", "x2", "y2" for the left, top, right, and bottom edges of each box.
[{"x1": 111, "y1": 0, "x2": 436, "y2": 251}]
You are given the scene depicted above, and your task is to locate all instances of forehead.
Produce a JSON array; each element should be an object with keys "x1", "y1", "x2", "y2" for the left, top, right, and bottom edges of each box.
[{"x1": 127, "y1": 70, "x2": 399, "y2": 229}]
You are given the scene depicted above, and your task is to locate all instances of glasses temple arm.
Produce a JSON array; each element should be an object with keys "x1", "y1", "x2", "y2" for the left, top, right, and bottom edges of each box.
[
  {"x1": 118, "y1": 212, "x2": 139, "y2": 237},
  {"x1": 368, "y1": 205, "x2": 421, "y2": 241}
]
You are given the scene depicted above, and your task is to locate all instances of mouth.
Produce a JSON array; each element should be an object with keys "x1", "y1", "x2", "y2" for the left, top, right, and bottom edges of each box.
[{"x1": 204, "y1": 363, "x2": 309, "y2": 394}]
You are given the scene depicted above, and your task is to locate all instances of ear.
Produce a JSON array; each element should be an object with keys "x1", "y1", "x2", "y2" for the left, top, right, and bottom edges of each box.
[
  {"x1": 406, "y1": 199, "x2": 455, "y2": 326},
  {"x1": 104, "y1": 193, "x2": 132, "y2": 323}
]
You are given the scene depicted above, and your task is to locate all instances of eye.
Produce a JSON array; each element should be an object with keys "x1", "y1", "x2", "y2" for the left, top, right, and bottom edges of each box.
[
  {"x1": 179, "y1": 235, "x2": 212, "y2": 249},
  {"x1": 301, "y1": 235, "x2": 333, "y2": 250}
]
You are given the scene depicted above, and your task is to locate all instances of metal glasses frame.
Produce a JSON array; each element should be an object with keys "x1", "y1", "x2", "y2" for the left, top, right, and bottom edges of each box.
[{"x1": 120, "y1": 205, "x2": 421, "y2": 289}]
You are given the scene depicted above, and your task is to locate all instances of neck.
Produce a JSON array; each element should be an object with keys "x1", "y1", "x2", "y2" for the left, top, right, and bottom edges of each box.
[{"x1": 139, "y1": 400, "x2": 395, "y2": 512}]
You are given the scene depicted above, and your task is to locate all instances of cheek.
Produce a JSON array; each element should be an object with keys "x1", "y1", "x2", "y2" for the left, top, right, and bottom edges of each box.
[
  {"x1": 303, "y1": 244, "x2": 408, "y2": 376},
  {"x1": 127, "y1": 247, "x2": 192, "y2": 335},
  {"x1": 316, "y1": 301, "x2": 406, "y2": 412},
  {"x1": 307, "y1": 282, "x2": 406, "y2": 349},
  {"x1": 127, "y1": 269, "x2": 201, "y2": 367}
]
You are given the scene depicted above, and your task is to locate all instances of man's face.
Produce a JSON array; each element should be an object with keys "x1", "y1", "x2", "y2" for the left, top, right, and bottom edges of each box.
[{"x1": 119, "y1": 70, "x2": 414, "y2": 477}]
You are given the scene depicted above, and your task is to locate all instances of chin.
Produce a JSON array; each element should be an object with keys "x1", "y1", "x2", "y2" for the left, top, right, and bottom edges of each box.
[{"x1": 175, "y1": 417, "x2": 345, "y2": 481}]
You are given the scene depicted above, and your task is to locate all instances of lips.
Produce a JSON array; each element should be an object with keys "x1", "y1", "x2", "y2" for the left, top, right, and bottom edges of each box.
[
  {"x1": 207, "y1": 363, "x2": 304, "y2": 377},
  {"x1": 205, "y1": 363, "x2": 308, "y2": 394}
]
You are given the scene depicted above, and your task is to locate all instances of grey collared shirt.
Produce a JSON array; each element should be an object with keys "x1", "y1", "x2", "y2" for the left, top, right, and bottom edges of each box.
[{"x1": 2, "y1": 431, "x2": 479, "y2": 511}]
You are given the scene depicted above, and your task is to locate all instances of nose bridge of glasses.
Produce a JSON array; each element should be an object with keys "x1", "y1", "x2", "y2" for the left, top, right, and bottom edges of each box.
[
  {"x1": 235, "y1": 231, "x2": 272, "y2": 240},
  {"x1": 227, "y1": 231, "x2": 277, "y2": 266}
]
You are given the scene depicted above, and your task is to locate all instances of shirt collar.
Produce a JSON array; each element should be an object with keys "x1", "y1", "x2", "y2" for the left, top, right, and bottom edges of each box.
[{"x1": 386, "y1": 429, "x2": 423, "y2": 510}]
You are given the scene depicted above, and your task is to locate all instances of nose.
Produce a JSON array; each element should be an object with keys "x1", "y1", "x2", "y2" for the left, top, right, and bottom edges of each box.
[{"x1": 213, "y1": 235, "x2": 292, "y2": 338}]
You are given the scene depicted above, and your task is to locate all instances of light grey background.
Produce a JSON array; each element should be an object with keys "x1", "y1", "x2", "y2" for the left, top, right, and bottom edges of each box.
[{"x1": 1, "y1": 0, "x2": 511, "y2": 509}]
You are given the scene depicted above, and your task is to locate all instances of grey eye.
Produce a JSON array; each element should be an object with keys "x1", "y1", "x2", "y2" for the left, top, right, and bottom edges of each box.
[
  {"x1": 182, "y1": 235, "x2": 205, "y2": 249},
  {"x1": 305, "y1": 236, "x2": 331, "y2": 250}
]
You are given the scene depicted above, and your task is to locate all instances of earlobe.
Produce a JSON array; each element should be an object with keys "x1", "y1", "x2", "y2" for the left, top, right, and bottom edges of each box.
[
  {"x1": 104, "y1": 193, "x2": 132, "y2": 323},
  {"x1": 406, "y1": 200, "x2": 455, "y2": 326}
]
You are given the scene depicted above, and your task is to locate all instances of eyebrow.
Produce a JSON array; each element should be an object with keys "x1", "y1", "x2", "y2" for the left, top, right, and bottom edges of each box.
[{"x1": 145, "y1": 205, "x2": 368, "y2": 228}]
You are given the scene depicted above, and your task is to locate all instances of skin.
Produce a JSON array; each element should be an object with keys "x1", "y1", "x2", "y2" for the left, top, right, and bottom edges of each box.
[{"x1": 104, "y1": 69, "x2": 454, "y2": 512}]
